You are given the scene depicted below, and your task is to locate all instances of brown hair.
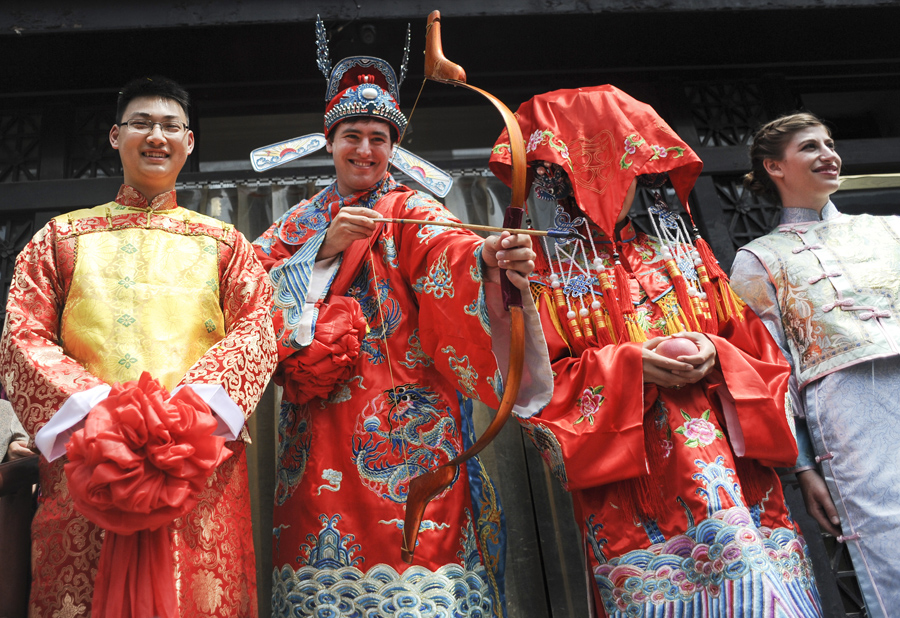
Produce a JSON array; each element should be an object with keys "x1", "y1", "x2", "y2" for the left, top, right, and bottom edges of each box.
[{"x1": 743, "y1": 112, "x2": 830, "y2": 203}]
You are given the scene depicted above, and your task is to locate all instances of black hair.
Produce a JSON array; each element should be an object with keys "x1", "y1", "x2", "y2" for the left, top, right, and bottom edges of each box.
[
  {"x1": 116, "y1": 76, "x2": 190, "y2": 124},
  {"x1": 328, "y1": 116, "x2": 399, "y2": 144}
]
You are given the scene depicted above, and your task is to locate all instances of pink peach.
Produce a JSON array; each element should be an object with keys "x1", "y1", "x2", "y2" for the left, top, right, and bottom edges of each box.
[{"x1": 656, "y1": 337, "x2": 699, "y2": 359}]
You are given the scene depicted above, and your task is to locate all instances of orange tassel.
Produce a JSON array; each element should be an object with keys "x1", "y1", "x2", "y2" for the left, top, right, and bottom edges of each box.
[
  {"x1": 690, "y1": 294, "x2": 710, "y2": 334},
  {"x1": 718, "y1": 278, "x2": 739, "y2": 321},
  {"x1": 553, "y1": 286, "x2": 583, "y2": 341},
  {"x1": 697, "y1": 264, "x2": 723, "y2": 326},
  {"x1": 664, "y1": 259, "x2": 701, "y2": 332},
  {"x1": 613, "y1": 257, "x2": 634, "y2": 316},
  {"x1": 532, "y1": 239, "x2": 552, "y2": 277},
  {"x1": 598, "y1": 271, "x2": 625, "y2": 343},
  {"x1": 590, "y1": 299, "x2": 615, "y2": 346},
  {"x1": 695, "y1": 237, "x2": 729, "y2": 282},
  {"x1": 579, "y1": 298, "x2": 595, "y2": 342}
]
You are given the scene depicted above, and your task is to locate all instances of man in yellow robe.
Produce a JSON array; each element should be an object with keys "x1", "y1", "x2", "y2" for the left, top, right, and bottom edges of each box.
[{"x1": 0, "y1": 76, "x2": 276, "y2": 617}]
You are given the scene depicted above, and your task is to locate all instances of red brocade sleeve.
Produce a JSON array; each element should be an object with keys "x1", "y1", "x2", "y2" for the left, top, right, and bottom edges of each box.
[
  {"x1": 520, "y1": 295, "x2": 648, "y2": 491},
  {"x1": 707, "y1": 305, "x2": 797, "y2": 467},
  {"x1": 0, "y1": 222, "x2": 104, "y2": 437}
]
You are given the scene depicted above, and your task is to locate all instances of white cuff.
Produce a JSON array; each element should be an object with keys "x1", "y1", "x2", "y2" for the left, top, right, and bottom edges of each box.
[
  {"x1": 484, "y1": 281, "x2": 553, "y2": 420},
  {"x1": 292, "y1": 255, "x2": 340, "y2": 348},
  {"x1": 171, "y1": 384, "x2": 245, "y2": 440},
  {"x1": 35, "y1": 384, "x2": 112, "y2": 462}
]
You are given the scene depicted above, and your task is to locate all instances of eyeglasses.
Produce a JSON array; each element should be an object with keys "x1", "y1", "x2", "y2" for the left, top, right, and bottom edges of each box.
[{"x1": 119, "y1": 119, "x2": 190, "y2": 135}]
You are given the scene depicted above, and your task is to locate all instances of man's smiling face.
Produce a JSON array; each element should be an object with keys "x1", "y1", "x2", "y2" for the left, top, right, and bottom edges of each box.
[
  {"x1": 326, "y1": 118, "x2": 394, "y2": 196},
  {"x1": 109, "y1": 96, "x2": 194, "y2": 201}
]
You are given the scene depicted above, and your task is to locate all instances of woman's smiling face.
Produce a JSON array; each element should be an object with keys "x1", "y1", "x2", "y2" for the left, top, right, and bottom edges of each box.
[{"x1": 764, "y1": 124, "x2": 841, "y2": 208}]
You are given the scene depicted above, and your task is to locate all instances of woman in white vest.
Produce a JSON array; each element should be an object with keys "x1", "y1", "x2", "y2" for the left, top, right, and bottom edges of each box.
[{"x1": 731, "y1": 112, "x2": 900, "y2": 618}]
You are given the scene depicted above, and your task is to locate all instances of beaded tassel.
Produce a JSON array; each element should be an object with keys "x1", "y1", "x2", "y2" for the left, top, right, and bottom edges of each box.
[
  {"x1": 590, "y1": 297, "x2": 615, "y2": 346},
  {"x1": 582, "y1": 222, "x2": 621, "y2": 345},
  {"x1": 696, "y1": 263, "x2": 723, "y2": 326},
  {"x1": 663, "y1": 257, "x2": 702, "y2": 333},
  {"x1": 597, "y1": 271, "x2": 625, "y2": 344},
  {"x1": 578, "y1": 297, "x2": 594, "y2": 341},
  {"x1": 550, "y1": 274, "x2": 583, "y2": 340}
]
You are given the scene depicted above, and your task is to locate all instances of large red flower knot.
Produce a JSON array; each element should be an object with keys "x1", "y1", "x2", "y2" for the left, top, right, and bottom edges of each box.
[
  {"x1": 276, "y1": 295, "x2": 368, "y2": 404},
  {"x1": 64, "y1": 372, "x2": 231, "y2": 535}
]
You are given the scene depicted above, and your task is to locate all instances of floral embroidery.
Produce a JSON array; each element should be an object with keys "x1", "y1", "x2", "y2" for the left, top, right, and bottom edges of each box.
[
  {"x1": 52, "y1": 594, "x2": 86, "y2": 618},
  {"x1": 661, "y1": 439, "x2": 674, "y2": 457},
  {"x1": 619, "y1": 133, "x2": 646, "y2": 170},
  {"x1": 526, "y1": 129, "x2": 572, "y2": 166},
  {"x1": 117, "y1": 314, "x2": 136, "y2": 327},
  {"x1": 491, "y1": 142, "x2": 511, "y2": 155},
  {"x1": 575, "y1": 385, "x2": 605, "y2": 425},
  {"x1": 649, "y1": 144, "x2": 685, "y2": 160},
  {"x1": 675, "y1": 409, "x2": 723, "y2": 447},
  {"x1": 190, "y1": 570, "x2": 224, "y2": 614}
]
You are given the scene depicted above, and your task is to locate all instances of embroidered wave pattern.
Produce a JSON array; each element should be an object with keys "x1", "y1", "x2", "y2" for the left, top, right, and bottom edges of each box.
[
  {"x1": 272, "y1": 563, "x2": 494, "y2": 618},
  {"x1": 593, "y1": 507, "x2": 821, "y2": 617}
]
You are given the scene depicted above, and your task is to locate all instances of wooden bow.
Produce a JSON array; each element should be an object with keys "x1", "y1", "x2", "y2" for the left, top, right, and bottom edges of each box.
[{"x1": 401, "y1": 10, "x2": 528, "y2": 563}]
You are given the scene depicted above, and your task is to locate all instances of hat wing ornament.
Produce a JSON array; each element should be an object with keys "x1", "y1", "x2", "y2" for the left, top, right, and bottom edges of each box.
[{"x1": 249, "y1": 135, "x2": 453, "y2": 198}]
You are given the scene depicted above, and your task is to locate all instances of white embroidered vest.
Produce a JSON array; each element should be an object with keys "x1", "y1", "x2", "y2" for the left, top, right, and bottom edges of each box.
[{"x1": 740, "y1": 213, "x2": 900, "y2": 387}]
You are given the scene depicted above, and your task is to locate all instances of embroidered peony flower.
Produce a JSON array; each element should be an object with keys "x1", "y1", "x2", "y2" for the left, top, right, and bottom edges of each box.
[
  {"x1": 527, "y1": 129, "x2": 545, "y2": 152},
  {"x1": 574, "y1": 386, "x2": 605, "y2": 426},
  {"x1": 674, "y1": 409, "x2": 724, "y2": 448}
]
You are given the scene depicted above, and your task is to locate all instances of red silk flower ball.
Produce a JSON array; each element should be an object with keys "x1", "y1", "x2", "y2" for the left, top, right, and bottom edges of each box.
[
  {"x1": 64, "y1": 372, "x2": 231, "y2": 535},
  {"x1": 276, "y1": 295, "x2": 368, "y2": 405}
]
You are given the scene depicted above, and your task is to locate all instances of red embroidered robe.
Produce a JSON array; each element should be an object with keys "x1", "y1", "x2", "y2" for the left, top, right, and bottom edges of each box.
[
  {"x1": 521, "y1": 222, "x2": 821, "y2": 617},
  {"x1": 253, "y1": 178, "x2": 550, "y2": 617},
  {"x1": 0, "y1": 185, "x2": 277, "y2": 617}
]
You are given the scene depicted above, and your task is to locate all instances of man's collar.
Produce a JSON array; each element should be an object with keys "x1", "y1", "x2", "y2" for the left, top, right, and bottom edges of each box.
[{"x1": 115, "y1": 185, "x2": 178, "y2": 212}]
